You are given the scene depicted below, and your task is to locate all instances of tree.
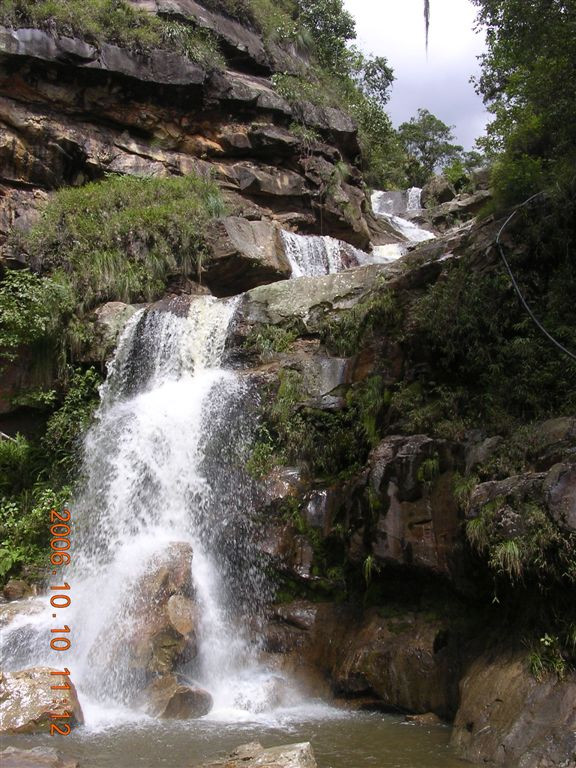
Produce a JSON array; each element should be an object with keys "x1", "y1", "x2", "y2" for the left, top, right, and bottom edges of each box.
[
  {"x1": 296, "y1": 0, "x2": 356, "y2": 71},
  {"x1": 471, "y1": 0, "x2": 576, "y2": 203},
  {"x1": 398, "y1": 108, "x2": 463, "y2": 186}
]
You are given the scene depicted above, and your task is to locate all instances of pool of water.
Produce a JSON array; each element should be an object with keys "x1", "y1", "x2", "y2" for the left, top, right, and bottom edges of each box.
[{"x1": 3, "y1": 706, "x2": 470, "y2": 768}]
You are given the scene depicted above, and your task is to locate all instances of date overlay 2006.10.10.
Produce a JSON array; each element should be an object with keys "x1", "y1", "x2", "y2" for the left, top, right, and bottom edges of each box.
[{"x1": 48, "y1": 506, "x2": 73, "y2": 736}]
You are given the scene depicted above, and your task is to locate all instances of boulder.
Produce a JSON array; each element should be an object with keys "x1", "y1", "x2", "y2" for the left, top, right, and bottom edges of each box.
[
  {"x1": 451, "y1": 652, "x2": 576, "y2": 768},
  {"x1": 240, "y1": 263, "x2": 394, "y2": 333},
  {"x1": 197, "y1": 741, "x2": 317, "y2": 768},
  {"x1": 203, "y1": 217, "x2": 291, "y2": 296},
  {"x1": 2, "y1": 579, "x2": 33, "y2": 601},
  {"x1": 142, "y1": 675, "x2": 212, "y2": 719},
  {"x1": 0, "y1": 747, "x2": 78, "y2": 768},
  {"x1": 421, "y1": 176, "x2": 456, "y2": 207},
  {"x1": 166, "y1": 594, "x2": 196, "y2": 637},
  {"x1": 0, "y1": 667, "x2": 84, "y2": 734}
]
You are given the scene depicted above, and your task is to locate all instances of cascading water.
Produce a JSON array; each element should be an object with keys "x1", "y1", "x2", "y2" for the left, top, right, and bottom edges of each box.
[
  {"x1": 281, "y1": 231, "x2": 349, "y2": 277},
  {"x1": 370, "y1": 188, "x2": 436, "y2": 262},
  {"x1": 0, "y1": 295, "x2": 295, "y2": 723}
]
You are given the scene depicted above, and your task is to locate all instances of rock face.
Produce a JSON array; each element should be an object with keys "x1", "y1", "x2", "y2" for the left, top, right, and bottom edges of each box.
[
  {"x1": 0, "y1": 10, "x2": 372, "y2": 254},
  {"x1": 0, "y1": 668, "x2": 84, "y2": 734},
  {"x1": 0, "y1": 747, "x2": 78, "y2": 768},
  {"x1": 198, "y1": 741, "x2": 317, "y2": 768},
  {"x1": 451, "y1": 652, "x2": 576, "y2": 768}
]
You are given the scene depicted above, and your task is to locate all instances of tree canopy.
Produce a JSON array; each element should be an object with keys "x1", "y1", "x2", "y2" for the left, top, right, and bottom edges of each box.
[{"x1": 398, "y1": 108, "x2": 463, "y2": 186}]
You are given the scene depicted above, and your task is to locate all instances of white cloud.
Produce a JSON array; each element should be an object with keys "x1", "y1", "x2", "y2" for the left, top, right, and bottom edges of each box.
[{"x1": 343, "y1": 0, "x2": 490, "y2": 149}]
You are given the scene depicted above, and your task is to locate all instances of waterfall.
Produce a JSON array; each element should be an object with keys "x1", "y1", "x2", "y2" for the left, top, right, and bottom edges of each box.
[
  {"x1": 371, "y1": 188, "x2": 435, "y2": 258},
  {"x1": 281, "y1": 230, "x2": 362, "y2": 277},
  {"x1": 0, "y1": 295, "x2": 289, "y2": 722},
  {"x1": 406, "y1": 186, "x2": 423, "y2": 211}
]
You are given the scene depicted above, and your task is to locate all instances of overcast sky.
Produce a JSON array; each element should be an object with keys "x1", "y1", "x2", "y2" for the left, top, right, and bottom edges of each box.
[{"x1": 342, "y1": 0, "x2": 489, "y2": 149}]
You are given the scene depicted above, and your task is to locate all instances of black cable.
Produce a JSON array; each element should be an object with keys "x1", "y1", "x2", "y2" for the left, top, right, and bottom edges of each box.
[{"x1": 495, "y1": 191, "x2": 576, "y2": 363}]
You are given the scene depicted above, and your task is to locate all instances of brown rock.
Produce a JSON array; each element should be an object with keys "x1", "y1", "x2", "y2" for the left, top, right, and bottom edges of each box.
[
  {"x1": 167, "y1": 594, "x2": 196, "y2": 637},
  {"x1": 332, "y1": 611, "x2": 461, "y2": 719},
  {"x1": 451, "y1": 652, "x2": 576, "y2": 768},
  {"x1": 545, "y1": 462, "x2": 576, "y2": 531},
  {"x1": 203, "y1": 217, "x2": 291, "y2": 296},
  {"x1": 404, "y1": 712, "x2": 443, "y2": 725},
  {"x1": 0, "y1": 747, "x2": 78, "y2": 768},
  {"x1": 197, "y1": 741, "x2": 317, "y2": 768},
  {"x1": 142, "y1": 675, "x2": 212, "y2": 719},
  {"x1": 2, "y1": 579, "x2": 33, "y2": 601},
  {"x1": 0, "y1": 668, "x2": 84, "y2": 734}
]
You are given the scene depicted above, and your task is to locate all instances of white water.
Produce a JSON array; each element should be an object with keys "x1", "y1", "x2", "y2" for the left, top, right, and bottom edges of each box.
[
  {"x1": 371, "y1": 188, "x2": 435, "y2": 262},
  {"x1": 281, "y1": 230, "x2": 352, "y2": 277},
  {"x1": 0, "y1": 295, "x2": 303, "y2": 725}
]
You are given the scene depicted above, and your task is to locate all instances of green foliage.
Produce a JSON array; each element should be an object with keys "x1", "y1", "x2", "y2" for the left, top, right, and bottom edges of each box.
[
  {"x1": 244, "y1": 324, "x2": 299, "y2": 357},
  {"x1": 472, "y1": 0, "x2": 576, "y2": 204},
  {"x1": 43, "y1": 367, "x2": 102, "y2": 480},
  {"x1": 528, "y1": 633, "x2": 568, "y2": 681},
  {"x1": 296, "y1": 0, "x2": 355, "y2": 71},
  {"x1": 0, "y1": 485, "x2": 71, "y2": 579},
  {"x1": 466, "y1": 500, "x2": 576, "y2": 588},
  {"x1": 417, "y1": 455, "x2": 440, "y2": 484},
  {"x1": 0, "y1": 269, "x2": 72, "y2": 363},
  {"x1": 0, "y1": 0, "x2": 226, "y2": 67},
  {"x1": 319, "y1": 286, "x2": 402, "y2": 357},
  {"x1": 398, "y1": 108, "x2": 464, "y2": 186},
  {"x1": 362, "y1": 553, "x2": 380, "y2": 585},
  {"x1": 396, "y1": 205, "x2": 576, "y2": 437},
  {"x1": 20, "y1": 174, "x2": 225, "y2": 313}
]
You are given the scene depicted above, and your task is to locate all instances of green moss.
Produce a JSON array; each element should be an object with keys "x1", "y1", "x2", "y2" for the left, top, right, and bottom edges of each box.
[{"x1": 0, "y1": 0, "x2": 226, "y2": 67}]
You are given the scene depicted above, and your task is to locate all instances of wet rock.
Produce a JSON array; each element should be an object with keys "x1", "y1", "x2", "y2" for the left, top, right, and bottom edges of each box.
[
  {"x1": 424, "y1": 190, "x2": 492, "y2": 231},
  {"x1": 368, "y1": 436, "x2": 461, "y2": 575},
  {"x1": 166, "y1": 594, "x2": 196, "y2": 637},
  {"x1": 2, "y1": 579, "x2": 33, "y2": 601},
  {"x1": 273, "y1": 601, "x2": 321, "y2": 632},
  {"x1": 203, "y1": 217, "x2": 291, "y2": 296},
  {"x1": 0, "y1": 667, "x2": 84, "y2": 734},
  {"x1": 261, "y1": 466, "x2": 309, "y2": 508},
  {"x1": 142, "y1": 675, "x2": 212, "y2": 719},
  {"x1": 465, "y1": 435, "x2": 503, "y2": 474},
  {"x1": 332, "y1": 611, "x2": 461, "y2": 719},
  {"x1": 241, "y1": 264, "x2": 395, "y2": 333},
  {"x1": 81, "y1": 301, "x2": 138, "y2": 363},
  {"x1": 197, "y1": 741, "x2": 317, "y2": 768},
  {"x1": 0, "y1": 598, "x2": 44, "y2": 628},
  {"x1": 451, "y1": 652, "x2": 576, "y2": 768},
  {"x1": 0, "y1": 747, "x2": 78, "y2": 768}
]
